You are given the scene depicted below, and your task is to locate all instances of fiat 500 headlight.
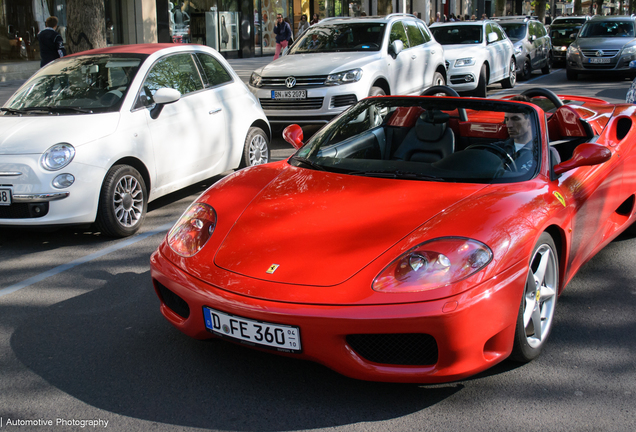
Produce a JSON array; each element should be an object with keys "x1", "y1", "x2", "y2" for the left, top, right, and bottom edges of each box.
[
  {"x1": 325, "y1": 69, "x2": 362, "y2": 85},
  {"x1": 41, "y1": 143, "x2": 75, "y2": 171}
]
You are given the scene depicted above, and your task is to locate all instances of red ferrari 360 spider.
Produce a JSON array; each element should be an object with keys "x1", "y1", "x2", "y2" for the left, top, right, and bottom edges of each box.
[{"x1": 150, "y1": 87, "x2": 636, "y2": 383}]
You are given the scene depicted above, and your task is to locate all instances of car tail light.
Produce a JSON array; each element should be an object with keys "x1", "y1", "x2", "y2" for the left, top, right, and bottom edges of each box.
[
  {"x1": 167, "y1": 203, "x2": 217, "y2": 257},
  {"x1": 373, "y1": 237, "x2": 492, "y2": 293}
]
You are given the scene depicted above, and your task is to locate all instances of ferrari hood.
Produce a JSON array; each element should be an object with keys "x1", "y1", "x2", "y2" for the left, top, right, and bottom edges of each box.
[
  {"x1": 214, "y1": 168, "x2": 487, "y2": 286},
  {"x1": 0, "y1": 113, "x2": 119, "y2": 155},
  {"x1": 255, "y1": 52, "x2": 381, "y2": 77}
]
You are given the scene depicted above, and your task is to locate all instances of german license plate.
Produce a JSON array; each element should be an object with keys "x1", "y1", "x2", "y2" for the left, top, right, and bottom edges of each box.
[
  {"x1": 0, "y1": 188, "x2": 11, "y2": 206},
  {"x1": 272, "y1": 90, "x2": 306, "y2": 100},
  {"x1": 588, "y1": 57, "x2": 610, "y2": 64},
  {"x1": 203, "y1": 307, "x2": 301, "y2": 352}
]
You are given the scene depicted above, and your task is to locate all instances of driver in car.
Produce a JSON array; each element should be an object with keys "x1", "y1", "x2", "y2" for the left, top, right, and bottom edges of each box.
[{"x1": 494, "y1": 95, "x2": 537, "y2": 171}]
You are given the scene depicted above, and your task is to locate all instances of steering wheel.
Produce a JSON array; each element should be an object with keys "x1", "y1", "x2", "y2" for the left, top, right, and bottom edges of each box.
[
  {"x1": 421, "y1": 85, "x2": 468, "y2": 121},
  {"x1": 520, "y1": 88, "x2": 564, "y2": 109},
  {"x1": 465, "y1": 143, "x2": 517, "y2": 171}
]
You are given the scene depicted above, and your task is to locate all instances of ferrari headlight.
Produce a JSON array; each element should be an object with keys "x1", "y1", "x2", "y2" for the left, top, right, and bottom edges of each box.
[
  {"x1": 167, "y1": 203, "x2": 217, "y2": 257},
  {"x1": 454, "y1": 57, "x2": 475, "y2": 67},
  {"x1": 40, "y1": 143, "x2": 75, "y2": 171},
  {"x1": 372, "y1": 237, "x2": 492, "y2": 293},
  {"x1": 622, "y1": 45, "x2": 636, "y2": 56},
  {"x1": 249, "y1": 72, "x2": 263, "y2": 87},
  {"x1": 325, "y1": 68, "x2": 362, "y2": 85}
]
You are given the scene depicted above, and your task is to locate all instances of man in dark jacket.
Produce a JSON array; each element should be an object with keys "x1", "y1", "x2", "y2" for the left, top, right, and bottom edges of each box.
[
  {"x1": 38, "y1": 16, "x2": 66, "y2": 67},
  {"x1": 273, "y1": 13, "x2": 291, "y2": 60}
]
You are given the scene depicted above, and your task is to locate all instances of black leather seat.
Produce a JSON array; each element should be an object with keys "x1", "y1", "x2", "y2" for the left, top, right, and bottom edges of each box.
[{"x1": 392, "y1": 110, "x2": 455, "y2": 163}]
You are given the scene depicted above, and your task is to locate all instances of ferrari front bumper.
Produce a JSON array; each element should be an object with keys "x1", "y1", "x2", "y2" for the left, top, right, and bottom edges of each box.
[{"x1": 150, "y1": 249, "x2": 528, "y2": 384}]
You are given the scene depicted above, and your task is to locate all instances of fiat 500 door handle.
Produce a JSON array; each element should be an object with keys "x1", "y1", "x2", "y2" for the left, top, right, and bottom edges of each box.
[{"x1": 209, "y1": 108, "x2": 222, "y2": 115}]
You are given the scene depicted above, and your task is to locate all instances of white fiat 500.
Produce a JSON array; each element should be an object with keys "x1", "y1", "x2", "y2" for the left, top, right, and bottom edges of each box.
[
  {"x1": 0, "y1": 44, "x2": 270, "y2": 237},
  {"x1": 430, "y1": 20, "x2": 517, "y2": 97}
]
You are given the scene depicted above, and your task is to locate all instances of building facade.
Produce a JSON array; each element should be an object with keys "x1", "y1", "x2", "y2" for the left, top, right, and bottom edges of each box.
[{"x1": 1, "y1": 0, "x2": 498, "y2": 63}]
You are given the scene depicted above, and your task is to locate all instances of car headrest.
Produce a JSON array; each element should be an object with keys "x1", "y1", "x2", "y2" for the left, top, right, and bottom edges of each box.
[{"x1": 416, "y1": 110, "x2": 450, "y2": 141}]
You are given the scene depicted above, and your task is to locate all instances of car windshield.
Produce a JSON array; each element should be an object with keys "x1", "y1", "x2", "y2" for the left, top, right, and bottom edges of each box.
[
  {"x1": 288, "y1": 23, "x2": 385, "y2": 54},
  {"x1": 500, "y1": 23, "x2": 526, "y2": 40},
  {"x1": 553, "y1": 18, "x2": 587, "y2": 25},
  {"x1": 291, "y1": 97, "x2": 541, "y2": 184},
  {"x1": 550, "y1": 26, "x2": 581, "y2": 41},
  {"x1": 4, "y1": 54, "x2": 146, "y2": 114},
  {"x1": 430, "y1": 25, "x2": 483, "y2": 44},
  {"x1": 579, "y1": 21, "x2": 634, "y2": 38}
]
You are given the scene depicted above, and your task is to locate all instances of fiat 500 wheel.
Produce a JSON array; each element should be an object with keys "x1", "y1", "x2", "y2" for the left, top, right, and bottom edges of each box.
[
  {"x1": 95, "y1": 165, "x2": 147, "y2": 238},
  {"x1": 240, "y1": 127, "x2": 270, "y2": 168},
  {"x1": 511, "y1": 232, "x2": 559, "y2": 362}
]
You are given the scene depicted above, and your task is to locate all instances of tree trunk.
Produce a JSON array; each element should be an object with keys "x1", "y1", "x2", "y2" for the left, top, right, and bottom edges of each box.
[
  {"x1": 594, "y1": 0, "x2": 604, "y2": 15},
  {"x1": 66, "y1": 0, "x2": 107, "y2": 54},
  {"x1": 574, "y1": 0, "x2": 582, "y2": 15},
  {"x1": 535, "y1": 0, "x2": 547, "y2": 23},
  {"x1": 495, "y1": 0, "x2": 506, "y2": 17}
]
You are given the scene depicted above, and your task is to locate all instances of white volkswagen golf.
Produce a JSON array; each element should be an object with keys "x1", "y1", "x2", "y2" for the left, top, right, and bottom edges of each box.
[
  {"x1": 0, "y1": 44, "x2": 270, "y2": 237},
  {"x1": 248, "y1": 14, "x2": 446, "y2": 126}
]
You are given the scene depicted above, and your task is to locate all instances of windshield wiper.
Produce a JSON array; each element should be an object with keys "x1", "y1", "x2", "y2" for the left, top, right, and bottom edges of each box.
[
  {"x1": 0, "y1": 107, "x2": 29, "y2": 114},
  {"x1": 348, "y1": 170, "x2": 445, "y2": 181},
  {"x1": 290, "y1": 156, "x2": 326, "y2": 171},
  {"x1": 24, "y1": 106, "x2": 94, "y2": 114}
]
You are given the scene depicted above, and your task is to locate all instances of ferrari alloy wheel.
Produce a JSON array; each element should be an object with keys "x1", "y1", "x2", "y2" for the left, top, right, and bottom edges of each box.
[
  {"x1": 511, "y1": 232, "x2": 559, "y2": 362},
  {"x1": 240, "y1": 127, "x2": 270, "y2": 168},
  {"x1": 95, "y1": 165, "x2": 147, "y2": 238},
  {"x1": 501, "y1": 58, "x2": 516, "y2": 89}
]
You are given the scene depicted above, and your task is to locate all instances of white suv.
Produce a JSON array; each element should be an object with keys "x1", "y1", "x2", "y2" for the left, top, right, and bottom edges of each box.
[{"x1": 248, "y1": 14, "x2": 446, "y2": 126}]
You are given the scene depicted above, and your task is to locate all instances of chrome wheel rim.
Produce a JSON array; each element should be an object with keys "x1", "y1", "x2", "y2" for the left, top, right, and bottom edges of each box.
[
  {"x1": 523, "y1": 244, "x2": 558, "y2": 348},
  {"x1": 510, "y1": 60, "x2": 517, "y2": 86},
  {"x1": 113, "y1": 174, "x2": 143, "y2": 227},
  {"x1": 248, "y1": 134, "x2": 269, "y2": 166},
  {"x1": 434, "y1": 74, "x2": 445, "y2": 86}
]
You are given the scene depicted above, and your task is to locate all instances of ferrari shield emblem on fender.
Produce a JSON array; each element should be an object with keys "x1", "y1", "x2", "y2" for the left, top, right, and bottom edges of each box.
[
  {"x1": 266, "y1": 264, "x2": 280, "y2": 274},
  {"x1": 553, "y1": 191, "x2": 566, "y2": 207}
]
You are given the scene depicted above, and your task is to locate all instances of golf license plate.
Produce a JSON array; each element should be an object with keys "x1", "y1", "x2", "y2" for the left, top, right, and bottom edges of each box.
[
  {"x1": 0, "y1": 188, "x2": 11, "y2": 206},
  {"x1": 204, "y1": 307, "x2": 301, "y2": 352},
  {"x1": 588, "y1": 57, "x2": 610, "y2": 64},
  {"x1": 272, "y1": 90, "x2": 306, "y2": 100}
]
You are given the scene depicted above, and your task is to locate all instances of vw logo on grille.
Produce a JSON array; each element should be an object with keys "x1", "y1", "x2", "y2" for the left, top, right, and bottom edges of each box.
[
  {"x1": 596, "y1": 50, "x2": 604, "y2": 57},
  {"x1": 285, "y1": 77, "x2": 297, "y2": 88}
]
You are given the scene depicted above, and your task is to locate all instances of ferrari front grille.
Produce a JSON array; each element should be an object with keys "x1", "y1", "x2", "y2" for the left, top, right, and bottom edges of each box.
[
  {"x1": 346, "y1": 333, "x2": 438, "y2": 366},
  {"x1": 155, "y1": 281, "x2": 190, "y2": 319}
]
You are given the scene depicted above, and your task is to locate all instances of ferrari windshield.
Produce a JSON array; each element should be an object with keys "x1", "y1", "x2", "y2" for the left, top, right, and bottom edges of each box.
[
  {"x1": 288, "y1": 23, "x2": 386, "y2": 54},
  {"x1": 291, "y1": 97, "x2": 541, "y2": 184},
  {"x1": 4, "y1": 54, "x2": 146, "y2": 114},
  {"x1": 430, "y1": 25, "x2": 483, "y2": 44}
]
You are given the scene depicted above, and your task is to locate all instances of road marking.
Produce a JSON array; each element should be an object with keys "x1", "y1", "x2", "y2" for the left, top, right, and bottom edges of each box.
[{"x1": 0, "y1": 221, "x2": 175, "y2": 298}]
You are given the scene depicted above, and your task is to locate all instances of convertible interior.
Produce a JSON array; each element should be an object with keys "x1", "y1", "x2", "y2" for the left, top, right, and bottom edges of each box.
[{"x1": 297, "y1": 89, "x2": 613, "y2": 183}]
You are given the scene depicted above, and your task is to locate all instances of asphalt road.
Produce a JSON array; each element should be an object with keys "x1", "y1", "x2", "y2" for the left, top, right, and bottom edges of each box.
[{"x1": 0, "y1": 67, "x2": 635, "y2": 432}]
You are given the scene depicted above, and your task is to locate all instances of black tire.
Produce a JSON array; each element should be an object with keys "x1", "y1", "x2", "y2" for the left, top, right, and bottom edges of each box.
[
  {"x1": 520, "y1": 58, "x2": 532, "y2": 81},
  {"x1": 95, "y1": 165, "x2": 147, "y2": 238},
  {"x1": 541, "y1": 55, "x2": 551, "y2": 74},
  {"x1": 369, "y1": 86, "x2": 386, "y2": 97},
  {"x1": 501, "y1": 57, "x2": 517, "y2": 89},
  {"x1": 566, "y1": 68, "x2": 578, "y2": 81},
  {"x1": 473, "y1": 64, "x2": 488, "y2": 98},
  {"x1": 239, "y1": 126, "x2": 270, "y2": 168},
  {"x1": 510, "y1": 232, "x2": 559, "y2": 363}
]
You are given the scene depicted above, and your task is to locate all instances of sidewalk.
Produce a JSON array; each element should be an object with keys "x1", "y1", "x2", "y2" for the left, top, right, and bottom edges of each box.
[{"x1": 0, "y1": 55, "x2": 274, "y2": 105}]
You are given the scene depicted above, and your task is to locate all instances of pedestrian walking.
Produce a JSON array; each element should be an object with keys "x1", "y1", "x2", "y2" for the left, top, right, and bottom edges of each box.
[
  {"x1": 37, "y1": 16, "x2": 65, "y2": 67},
  {"x1": 273, "y1": 13, "x2": 291, "y2": 60},
  {"x1": 297, "y1": 14, "x2": 309, "y2": 37}
]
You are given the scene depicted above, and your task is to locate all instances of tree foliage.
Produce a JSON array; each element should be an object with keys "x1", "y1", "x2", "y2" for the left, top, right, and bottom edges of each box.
[{"x1": 66, "y1": 0, "x2": 107, "y2": 54}]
